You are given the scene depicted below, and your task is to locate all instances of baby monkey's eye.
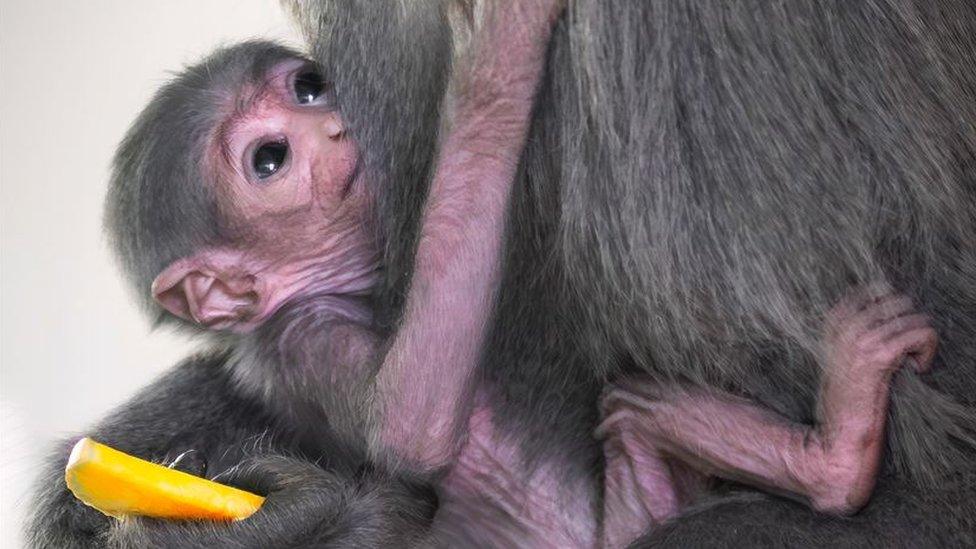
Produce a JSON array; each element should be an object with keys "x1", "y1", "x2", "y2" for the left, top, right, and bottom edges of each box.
[
  {"x1": 293, "y1": 70, "x2": 329, "y2": 105},
  {"x1": 252, "y1": 140, "x2": 289, "y2": 180}
]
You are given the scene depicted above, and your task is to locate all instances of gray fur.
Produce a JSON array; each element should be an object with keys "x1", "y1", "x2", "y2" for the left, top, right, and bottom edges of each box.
[
  {"x1": 28, "y1": 39, "x2": 442, "y2": 547},
  {"x1": 632, "y1": 473, "x2": 976, "y2": 548},
  {"x1": 291, "y1": 0, "x2": 976, "y2": 544},
  {"x1": 30, "y1": 0, "x2": 976, "y2": 545},
  {"x1": 285, "y1": 0, "x2": 455, "y2": 331},
  {"x1": 104, "y1": 41, "x2": 306, "y2": 324},
  {"x1": 556, "y1": 0, "x2": 976, "y2": 486}
]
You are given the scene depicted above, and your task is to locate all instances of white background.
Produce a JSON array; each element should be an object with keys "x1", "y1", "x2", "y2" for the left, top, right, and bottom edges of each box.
[{"x1": 0, "y1": 2, "x2": 302, "y2": 545}]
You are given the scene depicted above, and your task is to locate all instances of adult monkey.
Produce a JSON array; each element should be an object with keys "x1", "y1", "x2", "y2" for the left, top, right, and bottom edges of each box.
[
  {"x1": 24, "y1": 2, "x2": 944, "y2": 548},
  {"x1": 289, "y1": 0, "x2": 976, "y2": 546},
  {"x1": 24, "y1": 0, "x2": 976, "y2": 546}
]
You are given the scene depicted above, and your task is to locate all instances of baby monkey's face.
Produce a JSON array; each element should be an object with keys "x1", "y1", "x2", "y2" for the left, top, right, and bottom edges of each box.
[
  {"x1": 215, "y1": 58, "x2": 365, "y2": 245},
  {"x1": 149, "y1": 58, "x2": 380, "y2": 332}
]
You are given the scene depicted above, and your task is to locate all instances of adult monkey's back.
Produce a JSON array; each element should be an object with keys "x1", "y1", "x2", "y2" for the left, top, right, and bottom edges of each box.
[
  {"x1": 558, "y1": 0, "x2": 976, "y2": 477},
  {"x1": 289, "y1": 0, "x2": 976, "y2": 545},
  {"x1": 557, "y1": 2, "x2": 976, "y2": 545}
]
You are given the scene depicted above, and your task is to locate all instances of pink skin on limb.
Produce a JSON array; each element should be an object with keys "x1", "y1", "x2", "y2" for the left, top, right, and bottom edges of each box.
[
  {"x1": 371, "y1": 0, "x2": 566, "y2": 472},
  {"x1": 150, "y1": 1, "x2": 593, "y2": 542},
  {"x1": 434, "y1": 392, "x2": 599, "y2": 547},
  {"x1": 142, "y1": 17, "x2": 929, "y2": 547},
  {"x1": 150, "y1": 0, "x2": 565, "y2": 479},
  {"x1": 598, "y1": 289, "x2": 939, "y2": 548}
]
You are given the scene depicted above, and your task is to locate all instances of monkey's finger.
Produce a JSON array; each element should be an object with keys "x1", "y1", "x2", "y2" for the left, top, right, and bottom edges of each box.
[
  {"x1": 849, "y1": 295, "x2": 913, "y2": 332},
  {"x1": 885, "y1": 327, "x2": 938, "y2": 373},
  {"x1": 602, "y1": 433, "x2": 627, "y2": 461},
  {"x1": 595, "y1": 409, "x2": 638, "y2": 439},
  {"x1": 600, "y1": 385, "x2": 635, "y2": 412},
  {"x1": 605, "y1": 448, "x2": 654, "y2": 532},
  {"x1": 599, "y1": 385, "x2": 620, "y2": 417},
  {"x1": 874, "y1": 313, "x2": 932, "y2": 342},
  {"x1": 221, "y1": 455, "x2": 328, "y2": 495},
  {"x1": 602, "y1": 388, "x2": 661, "y2": 419},
  {"x1": 164, "y1": 449, "x2": 207, "y2": 477}
]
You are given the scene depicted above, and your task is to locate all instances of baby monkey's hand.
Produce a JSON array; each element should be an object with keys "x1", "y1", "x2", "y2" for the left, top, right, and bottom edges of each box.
[{"x1": 810, "y1": 285, "x2": 937, "y2": 512}]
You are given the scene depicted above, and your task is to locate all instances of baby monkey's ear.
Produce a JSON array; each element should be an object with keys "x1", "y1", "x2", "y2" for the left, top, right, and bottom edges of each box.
[{"x1": 152, "y1": 249, "x2": 262, "y2": 332}]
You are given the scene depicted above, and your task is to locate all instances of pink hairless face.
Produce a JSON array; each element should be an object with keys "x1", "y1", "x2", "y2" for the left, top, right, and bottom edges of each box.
[
  {"x1": 215, "y1": 58, "x2": 363, "y2": 232},
  {"x1": 152, "y1": 59, "x2": 381, "y2": 332}
]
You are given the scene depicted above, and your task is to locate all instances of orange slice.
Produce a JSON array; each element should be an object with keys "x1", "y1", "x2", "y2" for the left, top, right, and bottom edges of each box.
[{"x1": 64, "y1": 437, "x2": 264, "y2": 521}]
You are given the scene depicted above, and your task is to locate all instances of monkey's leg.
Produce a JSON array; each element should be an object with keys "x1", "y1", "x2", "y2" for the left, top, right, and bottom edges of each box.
[
  {"x1": 431, "y1": 393, "x2": 599, "y2": 548},
  {"x1": 601, "y1": 427, "x2": 684, "y2": 549},
  {"x1": 598, "y1": 290, "x2": 937, "y2": 547}
]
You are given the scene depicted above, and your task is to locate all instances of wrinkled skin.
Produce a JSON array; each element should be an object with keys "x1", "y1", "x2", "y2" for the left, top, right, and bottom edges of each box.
[
  {"x1": 151, "y1": 58, "x2": 378, "y2": 333},
  {"x1": 600, "y1": 288, "x2": 937, "y2": 547},
  {"x1": 28, "y1": 1, "x2": 969, "y2": 539},
  {"x1": 291, "y1": 1, "x2": 976, "y2": 547},
  {"x1": 28, "y1": 1, "x2": 571, "y2": 547}
]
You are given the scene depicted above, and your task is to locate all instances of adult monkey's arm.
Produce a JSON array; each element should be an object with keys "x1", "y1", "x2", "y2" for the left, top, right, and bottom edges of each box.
[
  {"x1": 26, "y1": 355, "x2": 432, "y2": 548},
  {"x1": 372, "y1": 0, "x2": 563, "y2": 473}
]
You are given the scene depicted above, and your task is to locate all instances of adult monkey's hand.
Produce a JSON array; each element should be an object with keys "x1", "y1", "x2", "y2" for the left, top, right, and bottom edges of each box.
[{"x1": 103, "y1": 455, "x2": 425, "y2": 548}]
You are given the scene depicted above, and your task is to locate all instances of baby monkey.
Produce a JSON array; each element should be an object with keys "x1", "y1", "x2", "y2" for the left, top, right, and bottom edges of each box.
[{"x1": 98, "y1": 11, "x2": 936, "y2": 549}]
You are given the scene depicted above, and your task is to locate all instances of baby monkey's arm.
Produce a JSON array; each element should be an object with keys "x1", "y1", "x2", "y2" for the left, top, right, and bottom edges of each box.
[
  {"x1": 368, "y1": 0, "x2": 563, "y2": 473},
  {"x1": 599, "y1": 288, "x2": 938, "y2": 548}
]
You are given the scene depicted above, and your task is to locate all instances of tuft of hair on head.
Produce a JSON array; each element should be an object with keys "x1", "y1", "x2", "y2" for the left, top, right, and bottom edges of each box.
[{"x1": 104, "y1": 40, "x2": 311, "y2": 328}]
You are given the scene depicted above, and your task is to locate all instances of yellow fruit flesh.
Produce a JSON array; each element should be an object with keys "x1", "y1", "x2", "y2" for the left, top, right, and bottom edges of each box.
[{"x1": 65, "y1": 437, "x2": 264, "y2": 521}]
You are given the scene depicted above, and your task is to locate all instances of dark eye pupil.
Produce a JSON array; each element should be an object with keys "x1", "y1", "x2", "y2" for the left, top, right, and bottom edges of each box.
[
  {"x1": 253, "y1": 141, "x2": 288, "y2": 179},
  {"x1": 294, "y1": 71, "x2": 325, "y2": 104}
]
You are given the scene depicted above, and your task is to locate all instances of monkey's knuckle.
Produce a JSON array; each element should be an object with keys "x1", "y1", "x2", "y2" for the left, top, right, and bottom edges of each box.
[
  {"x1": 600, "y1": 387, "x2": 631, "y2": 410},
  {"x1": 855, "y1": 337, "x2": 890, "y2": 359},
  {"x1": 851, "y1": 342, "x2": 876, "y2": 362},
  {"x1": 866, "y1": 350, "x2": 896, "y2": 370},
  {"x1": 811, "y1": 489, "x2": 867, "y2": 516},
  {"x1": 614, "y1": 409, "x2": 639, "y2": 428},
  {"x1": 599, "y1": 409, "x2": 634, "y2": 434}
]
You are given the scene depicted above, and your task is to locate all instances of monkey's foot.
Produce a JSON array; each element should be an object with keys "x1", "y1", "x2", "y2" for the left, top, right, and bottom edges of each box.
[
  {"x1": 821, "y1": 286, "x2": 936, "y2": 404},
  {"x1": 597, "y1": 381, "x2": 707, "y2": 549},
  {"x1": 808, "y1": 285, "x2": 938, "y2": 512}
]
